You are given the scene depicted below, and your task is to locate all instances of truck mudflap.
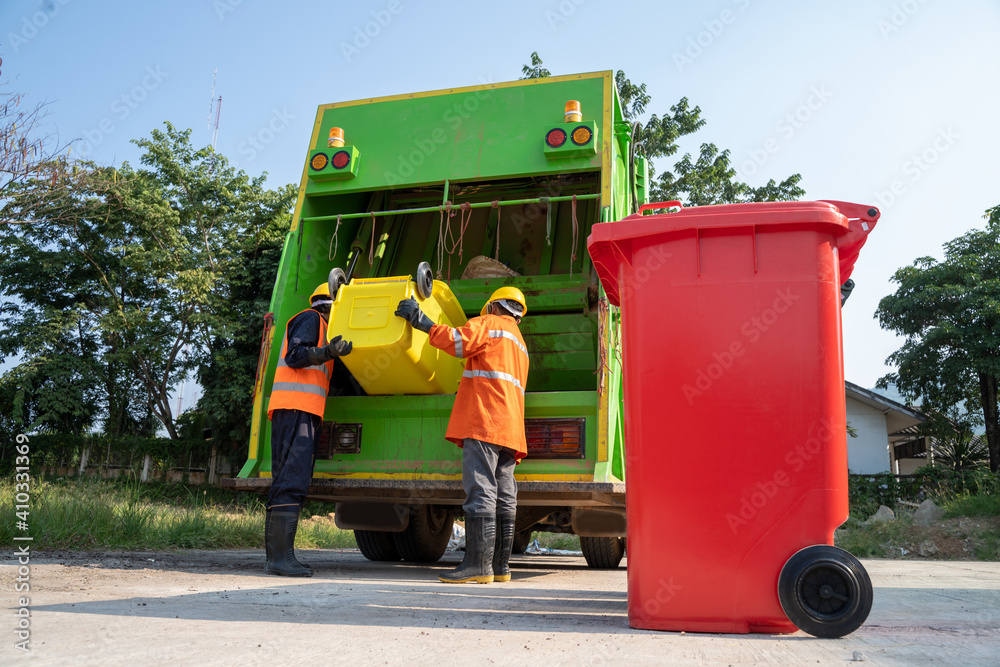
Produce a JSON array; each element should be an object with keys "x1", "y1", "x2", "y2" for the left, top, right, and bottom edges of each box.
[{"x1": 222, "y1": 477, "x2": 625, "y2": 508}]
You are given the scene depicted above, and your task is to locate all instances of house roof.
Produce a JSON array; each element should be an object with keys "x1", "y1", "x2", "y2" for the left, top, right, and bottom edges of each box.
[{"x1": 845, "y1": 381, "x2": 926, "y2": 438}]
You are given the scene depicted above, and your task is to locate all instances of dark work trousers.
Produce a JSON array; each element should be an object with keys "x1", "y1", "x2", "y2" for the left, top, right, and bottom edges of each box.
[
  {"x1": 461, "y1": 438, "x2": 517, "y2": 517},
  {"x1": 268, "y1": 409, "x2": 321, "y2": 509}
]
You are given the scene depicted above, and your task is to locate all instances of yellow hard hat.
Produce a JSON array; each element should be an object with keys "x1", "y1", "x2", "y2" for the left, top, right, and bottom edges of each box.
[
  {"x1": 480, "y1": 286, "x2": 527, "y2": 317},
  {"x1": 309, "y1": 283, "x2": 331, "y2": 303}
]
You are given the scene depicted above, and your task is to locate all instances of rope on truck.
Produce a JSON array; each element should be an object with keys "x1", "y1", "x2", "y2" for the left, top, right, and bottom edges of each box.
[
  {"x1": 328, "y1": 214, "x2": 342, "y2": 261},
  {"x1": 436, "y1": 202, "x2": 452, "y2": 280}
]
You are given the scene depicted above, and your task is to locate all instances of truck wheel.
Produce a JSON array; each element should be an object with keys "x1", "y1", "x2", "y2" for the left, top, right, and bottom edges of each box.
[
  {"x1": 354, "y1": 530, "x2": 401, "y2": 562},
  {"x1": 512, "y1": 529, "x2": 532, "y2": 555},
  {"x1": 580, "y1": 536, "x2": 626, "y2": 569},
  {"x1": 778, "y1": 545, "x2": 873, "y2": 638},
  {"x1": 393, "y1": 505, "x2": 453, "y2": 563},
  {"x1": 415, "y1": 261, "x2": 434, "y2": 299}
]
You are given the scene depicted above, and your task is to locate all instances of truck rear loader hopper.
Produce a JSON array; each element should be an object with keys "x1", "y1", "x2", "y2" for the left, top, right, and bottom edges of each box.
[{"x1": 224, "y1": 71, "x2": 639, "y2": 568}]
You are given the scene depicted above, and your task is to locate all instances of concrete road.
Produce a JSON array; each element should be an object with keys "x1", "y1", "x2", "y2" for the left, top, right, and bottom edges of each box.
[{"x1": 3, "y1": 550, "x2": 999, "y2": 666}]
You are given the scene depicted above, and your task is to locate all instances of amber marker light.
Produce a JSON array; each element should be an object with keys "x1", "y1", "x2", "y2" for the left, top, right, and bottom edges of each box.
[
  {"x1": 328, "y1": 127, "x2": 345, "y2": 148},
  {"x1": 564, "y1": 100, "x2": 582, "y2": 123}
]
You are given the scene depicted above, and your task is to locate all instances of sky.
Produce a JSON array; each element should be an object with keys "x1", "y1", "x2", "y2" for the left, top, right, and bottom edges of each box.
[{"x1": 3, "y1": 0, "x2": 999, "y2": 398}]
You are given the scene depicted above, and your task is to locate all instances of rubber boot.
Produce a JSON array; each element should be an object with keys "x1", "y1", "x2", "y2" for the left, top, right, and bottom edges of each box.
[
  {"x1": 439, "y1": 515, "x2": 495, "y2": 584},
  {"x1": 492, "y1": 512, "x2": 516, "y2": 582},
  {"x1": 265, "y1": 509, "x2": 313, "y2": 577}
]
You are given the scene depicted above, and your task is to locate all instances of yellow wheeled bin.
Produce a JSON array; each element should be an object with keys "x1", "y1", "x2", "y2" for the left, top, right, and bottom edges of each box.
[{"x1": 327, "y1": 270, "x2": 467, "y2": 395}]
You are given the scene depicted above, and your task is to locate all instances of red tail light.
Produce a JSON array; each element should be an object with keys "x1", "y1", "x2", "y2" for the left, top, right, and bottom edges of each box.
[{"x1": 526, "y1": 418, "x2": 585, "y2": 458}]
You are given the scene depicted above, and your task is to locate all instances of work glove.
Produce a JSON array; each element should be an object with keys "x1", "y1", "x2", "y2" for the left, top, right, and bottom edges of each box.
[
  {"x1": 306, "y1": 335, "x2": 353, "y2": 364},
  {"x1": 394, "y1": 298, "x2": 434, "y2": 333}
]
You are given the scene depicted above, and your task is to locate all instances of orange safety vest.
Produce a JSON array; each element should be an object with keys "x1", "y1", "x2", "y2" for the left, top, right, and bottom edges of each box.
[
  {"x1": 428, "y1": 313, "x2": 530, "y2": 460},
  {"x1": 267, "y1": 309, "x2": 335, "y2": 420}
]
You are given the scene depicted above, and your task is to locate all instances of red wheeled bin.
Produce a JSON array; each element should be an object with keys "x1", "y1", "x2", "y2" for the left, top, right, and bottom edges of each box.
[{"x1": 587, "y1": 200, "x2": 879, "y2": 638}]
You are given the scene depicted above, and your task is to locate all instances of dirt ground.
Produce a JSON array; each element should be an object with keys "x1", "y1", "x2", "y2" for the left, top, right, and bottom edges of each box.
[{"x1": 3, "y1": 549, "x2": 999, "y2": 666}]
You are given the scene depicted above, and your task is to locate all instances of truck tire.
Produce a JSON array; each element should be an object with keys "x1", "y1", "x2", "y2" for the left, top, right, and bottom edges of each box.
[
  {"x1": 393, "y1": 505, "x2": 453, "y2": 563},
  {"x1": 354, "y1": 530, "x2": 401, "y2": 562},
  {"x1": 580, "y1": 536, "x2": 625, "y2": 569},
  {"x1": 512, "y1": 529, "x2": 532, "y2": 555}
]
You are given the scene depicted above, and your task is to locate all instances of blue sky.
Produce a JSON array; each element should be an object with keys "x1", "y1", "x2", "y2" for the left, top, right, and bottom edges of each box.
[{"x1": 3, "y1": 0, "x2": 999, "y2": 396}]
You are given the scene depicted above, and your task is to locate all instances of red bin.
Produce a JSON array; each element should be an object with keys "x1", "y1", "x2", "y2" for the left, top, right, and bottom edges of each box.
[{"x1": 587, "y1": 200, "x2": 878, "y2": 638}]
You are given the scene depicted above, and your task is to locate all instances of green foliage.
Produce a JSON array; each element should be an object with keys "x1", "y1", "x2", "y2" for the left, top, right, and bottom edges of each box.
[
  {"x1": 519, "y1": 52, "x2": 551, "y2": 80},
  {"x1": 849, "y1": 468, "x2": 1000, "y2": 520},
  {"x1": 836, "y1": 516, "x2": 915, "y2": 558},
  {"x1": 849, "y1": 473, "x2": 925, "y2": 519},
  {"x1": 0, "y1": 432, "x2": 216, "y2": 476},
  {"x1": 919, "y1": 404, "x2": 987, "y2": 471},
  {"x1": 944, "y1": 493, "x2": 1000, "y2": 518},
  {"x1": 195, "y1": 184, "x2": 293, "y2": 449},
  {"x1": 876, "y1": 207, "x2": 1000, "y2": 471},
  {"x1": 0, "y1": 123, "x2": 294, "y2": 444}
]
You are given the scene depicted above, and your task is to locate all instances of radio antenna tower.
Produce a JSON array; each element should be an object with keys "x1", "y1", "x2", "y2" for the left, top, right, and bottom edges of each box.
[{"x1": 207, "y1": 69, "x2": 222, "y2": 149}]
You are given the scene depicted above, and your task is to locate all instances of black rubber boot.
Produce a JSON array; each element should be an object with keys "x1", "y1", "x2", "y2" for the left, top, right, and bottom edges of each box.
[
  {"x1": 493, "y1": 512, "x2": 516, "y2": 582},
  {"x1": 439, "y1": 515, "x2": 495, "y2": 584},
  {"x1": 265, "y1": 509, "x2": 313, "y2": 577}
]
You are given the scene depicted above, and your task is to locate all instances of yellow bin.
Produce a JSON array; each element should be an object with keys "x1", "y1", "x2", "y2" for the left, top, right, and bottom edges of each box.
[{"x1": 327, "y1": 276, "x2": 468, "y2": 395}]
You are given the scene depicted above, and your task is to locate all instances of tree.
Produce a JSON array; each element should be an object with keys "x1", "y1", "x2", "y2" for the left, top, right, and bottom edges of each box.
[
  {"x1": 519, "y1": 53, "x2": 804, "y2": 207},
  {"x1": 876, "y1": 206, "x2": 1000, "y2": 472},
  {"x1": 0, "y1": 123, "x2": 294, "y2": 439},
  {"x1": 195, "y1": 183, "x2": 294, "y2": 452},
  {"x1": 0, "y1": 80, "x2": 81, "y2": 226},
  {"x1": 519, "y1": 52, "x2": 551, "y2": 80}
]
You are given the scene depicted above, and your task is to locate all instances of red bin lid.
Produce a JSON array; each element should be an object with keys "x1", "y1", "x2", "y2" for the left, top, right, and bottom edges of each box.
[{"x1": 587, "y1": 200, "x2": 879, "y2": 306}]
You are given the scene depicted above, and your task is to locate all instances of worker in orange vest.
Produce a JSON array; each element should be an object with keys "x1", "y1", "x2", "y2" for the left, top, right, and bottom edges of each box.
[
  {"x1": 395, "y1": 286, "x2": 529, "y2": 584},
  {"x1": 265, "y1": 283, "x2": 353, "y2": 576}
]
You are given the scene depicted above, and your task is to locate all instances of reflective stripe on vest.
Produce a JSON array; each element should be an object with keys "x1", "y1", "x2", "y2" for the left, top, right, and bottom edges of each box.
[
  {"x1": 453, "y1": 328, "x2": 463, "y2": 359},
  {"x1": 488, "y1": 329, "x2": 528, "y2": 356},
  {"x1": 462, "y1": 369, "x2": 525, "y2": 395},
  {"x1": 276, "y1": 355, "x2": 330, "y2": 379},
  {"x1": 271, "y1": 381, "x2": 329, "y2": 398},
  {"x1": 267, "y1": 308, "x2": 333, "y2": 419}
]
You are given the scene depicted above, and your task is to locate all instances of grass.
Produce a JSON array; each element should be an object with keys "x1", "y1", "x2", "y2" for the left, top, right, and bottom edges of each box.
[
  {"x1": 943, "y1": 492, "x2": 1000, "y2": 518},
  {"x1": 0, "y1": 477, "x2": 356, "y2": 551},
  {"x1": 5, "y1": 475, "x2": 997, "y2": 559},
  {"x1": 532, "y1": 532, "x2": 582, "y2": 551}
]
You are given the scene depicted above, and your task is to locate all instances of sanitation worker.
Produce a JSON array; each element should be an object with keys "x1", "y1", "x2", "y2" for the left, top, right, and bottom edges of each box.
[
  {"x1": 265, "y1": 283, "x2": 353, "y2": 576},
  {"x1": 395, "y1": 286, "x2": 529, "y2": 584}
]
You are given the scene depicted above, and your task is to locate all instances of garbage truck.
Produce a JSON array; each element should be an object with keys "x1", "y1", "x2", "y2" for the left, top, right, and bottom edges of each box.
[{"x1": 226, "y1": 71, "x2": 640, "y2": 567}]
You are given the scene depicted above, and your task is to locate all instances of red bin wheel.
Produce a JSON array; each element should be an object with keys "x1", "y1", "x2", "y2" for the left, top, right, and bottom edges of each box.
[{"x1": 778, "y1": 545, "x2": 873, "y2": 638}]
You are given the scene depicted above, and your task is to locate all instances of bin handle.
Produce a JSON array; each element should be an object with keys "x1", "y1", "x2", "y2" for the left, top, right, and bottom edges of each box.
[
  {"x1": 637, "y1": 201, "x2": 683, "y2": 215},
  {"x1": 819, "y1": 200, "x2": 880, "y2": 223},
  {"x1": 819, "y1": 200, "x2": 880, "y2": 249}
]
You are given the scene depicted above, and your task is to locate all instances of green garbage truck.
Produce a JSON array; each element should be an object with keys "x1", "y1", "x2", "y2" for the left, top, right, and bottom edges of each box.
[{"x1": 226, "y1": 71, "x2": 643, "y2": 568}]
